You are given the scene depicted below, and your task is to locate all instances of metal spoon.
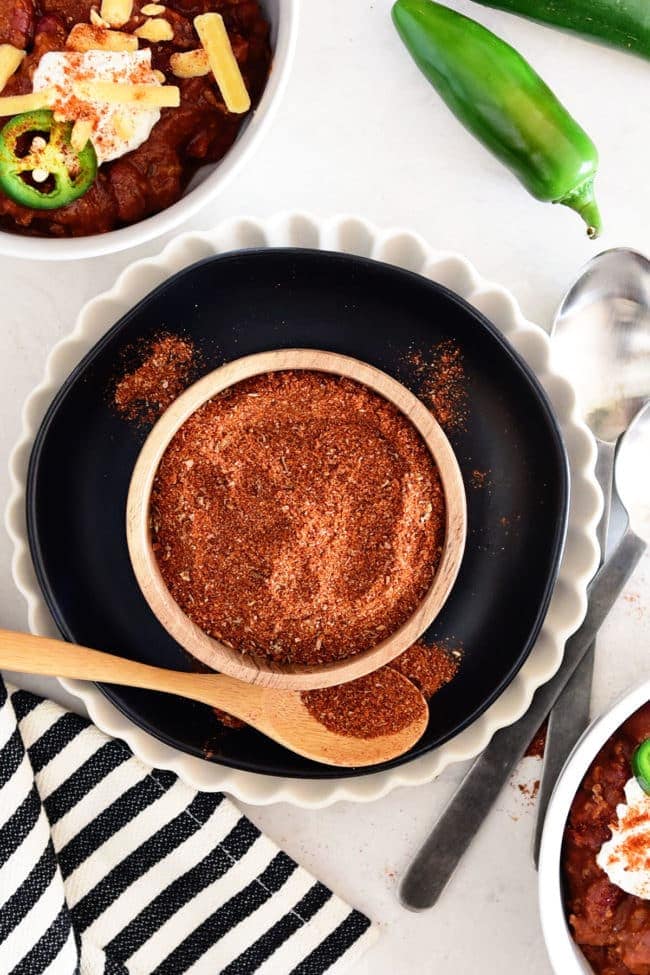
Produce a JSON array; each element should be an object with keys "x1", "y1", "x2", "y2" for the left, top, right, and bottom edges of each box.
[
  {"x1": 0, "y1": 630, "x2": 429, "y2": 768},
  {"x1": 399, "y1": 402, "x2": 650, "y2": 911},
  {"x1": 534, "y1": 249, "x2": 650, "y2": 862}
]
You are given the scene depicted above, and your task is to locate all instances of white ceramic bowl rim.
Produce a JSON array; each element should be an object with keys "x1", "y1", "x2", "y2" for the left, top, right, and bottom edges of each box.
[
  {"x1": 6, "y1": 213, "x2": 602, "y2": 806},
  {"x1": 539, "y1": 678, "x2": 650, "y2": 975},
  {"x1": 0, "y1": 0, "x2": 298, "y2": 261}
]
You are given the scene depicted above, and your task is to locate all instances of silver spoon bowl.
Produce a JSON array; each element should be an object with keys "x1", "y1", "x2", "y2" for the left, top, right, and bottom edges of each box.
[
  {"x1": 552, "y1": 248, "x2": 650, "y2": 444},
  {"x1": 534, "y1": 249, "x2": 650, "y2": 862}
]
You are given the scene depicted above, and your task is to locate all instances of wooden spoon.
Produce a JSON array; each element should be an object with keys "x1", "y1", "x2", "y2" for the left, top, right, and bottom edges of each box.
[{"x1": 0, "y1": 629, "x2": 429, "y2": 767}]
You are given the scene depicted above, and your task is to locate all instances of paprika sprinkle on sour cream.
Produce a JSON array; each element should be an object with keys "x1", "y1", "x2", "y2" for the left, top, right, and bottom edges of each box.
[{"x1": 150, "y1": 369, "x2": 447, "y2": 665}]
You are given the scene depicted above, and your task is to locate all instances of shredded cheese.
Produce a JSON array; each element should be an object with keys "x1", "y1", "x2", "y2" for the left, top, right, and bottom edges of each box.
[
  {"x1": 90, "y1": 7, "x2": 110, "y2": 27},
  {"x1": 67, "y1": 24, "x2": 138, "y2": 52},
  {"x1": 194, "y1": 13, "x2": 250, "y2": 113},
  {"x1": 169, "y1": 48, "x2": 209, "y2": 78},
  {"x1": 73, "y1": 79, "x2": 180, "y2": 107},
  {"x1": 34, "y1": 50, "x2": 163, "y2": 163},
  {"x1": 113, "y1": 111, "x2": 136, "y2": 140},
  {"x1": 0, "y1": 90, "x2": 54, "y2": 114},
  {"x1": 0, "y1": 45, "x2": 25, "y2": 94},
  {"x1": 99, "y1": 0, "x2": 133, "y2": 27},
  {"x1": 134, "y1": 18, "x2": 173, "y2": 42},
  {"x1": 70, "y1": 118, "x2": 93, "y2": 151}
]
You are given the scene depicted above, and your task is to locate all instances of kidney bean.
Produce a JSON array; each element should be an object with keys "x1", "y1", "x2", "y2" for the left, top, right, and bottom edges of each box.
[{"x1": 0, "y1": 0, "x2": 35, "y2": 49}]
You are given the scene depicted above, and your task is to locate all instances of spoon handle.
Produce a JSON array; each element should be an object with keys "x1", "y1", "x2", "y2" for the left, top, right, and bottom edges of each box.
[
  {"x1": 532, "y1": 437, "x2": 616, "y2": 864},
  {"x1": 0, "y1": 629, "x2": 264, "y2": 718},
  {"x1": 399, "y1": 526, "x2": 646, "y2": 911}
]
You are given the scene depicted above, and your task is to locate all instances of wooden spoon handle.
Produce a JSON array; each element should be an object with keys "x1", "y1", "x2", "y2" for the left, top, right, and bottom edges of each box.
[
  {"x1": 0, "y1": 630, "x2": 429, "y2": 768},
  {"x1": 0, "y1": 628, "x2": 265, "y2": 718}
]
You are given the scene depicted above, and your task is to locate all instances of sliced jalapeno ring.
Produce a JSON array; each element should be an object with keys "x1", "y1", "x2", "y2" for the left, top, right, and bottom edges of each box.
[
  {"x1": 0, "y1": 110, "x2": 97, "y2": 210},
  {"x1": 632, "y1": 739, "x2": 650, "y2": 795}
]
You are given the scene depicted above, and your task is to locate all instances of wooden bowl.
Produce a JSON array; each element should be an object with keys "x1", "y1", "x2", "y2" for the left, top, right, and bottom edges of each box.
[{"x1": 126, "y1": 349, "x2": 467, "y2": 690}]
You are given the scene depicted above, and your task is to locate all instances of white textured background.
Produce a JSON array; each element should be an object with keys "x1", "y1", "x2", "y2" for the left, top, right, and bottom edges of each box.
[{"x1": 1, "y1": 2, "x2": 649, "y2": 972}]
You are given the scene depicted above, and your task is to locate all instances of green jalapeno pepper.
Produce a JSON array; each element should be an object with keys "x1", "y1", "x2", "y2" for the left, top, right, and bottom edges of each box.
[
  {"x1": 392, "y1": 0, "x2": 602, "y2": 237},
  {"x1": 471, "y1": 0, "x2": 650, "y2": 62},
  {"x1": 0, "y1": 110, "x2": 97, "y2": 210},
  {"x1": 633, "y1": 739, "x2": 650, "y2": 795}
]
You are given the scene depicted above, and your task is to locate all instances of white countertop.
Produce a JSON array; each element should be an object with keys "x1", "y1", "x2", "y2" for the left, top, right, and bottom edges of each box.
[{"x1": 1, "y1": 2, "x2": 649, "y2": 972}]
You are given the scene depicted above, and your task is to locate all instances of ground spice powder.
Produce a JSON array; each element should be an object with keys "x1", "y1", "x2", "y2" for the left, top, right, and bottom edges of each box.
[
  {"x1": 390, "y1": 640, "x2": 460, "y2": 698},
  {"x1": 151, "y1": 369, "x2": 446, "y2": 665},
  {"x1": 301, "y1": 640, "x2": 461, "y2": 739},
  {"x1": 301, "y1": 667, "x2": 427, "y2": 739},
  {"x1": 408, "y1": 340, "x2": 469, "y2": 434},
  {"x1": 113, "y1": 334, "x2": 198, "y2": 424}
]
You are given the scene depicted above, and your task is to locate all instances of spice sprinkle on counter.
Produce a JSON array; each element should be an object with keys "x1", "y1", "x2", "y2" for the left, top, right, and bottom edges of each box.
[{"x1": 150, "y1": 369, "x2": 446, "y2": 665}]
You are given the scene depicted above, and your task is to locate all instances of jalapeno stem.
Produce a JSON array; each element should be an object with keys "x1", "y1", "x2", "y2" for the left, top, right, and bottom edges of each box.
[{"x1": 558, "y1": 180, "x2": 603, "y2": 239}]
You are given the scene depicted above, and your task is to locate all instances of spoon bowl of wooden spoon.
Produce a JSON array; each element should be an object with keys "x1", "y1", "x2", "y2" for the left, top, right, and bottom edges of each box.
[{"x1": 0, "y1": 629, "x2": 429, "y2": 768}]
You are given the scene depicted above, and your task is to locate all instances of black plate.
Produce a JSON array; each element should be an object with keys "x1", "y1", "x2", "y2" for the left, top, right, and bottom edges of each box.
[{"x1": 27, "y1": 249, "x2": 568, "y2": 778}]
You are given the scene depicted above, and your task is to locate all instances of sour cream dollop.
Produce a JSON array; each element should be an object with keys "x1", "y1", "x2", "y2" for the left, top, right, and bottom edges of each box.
[
  {"x1": 33, "y1": 50, "x2": 161, "y2": 164},
  {"x1": 597, "y1": 776, "x2": 650, "y2": 899}
]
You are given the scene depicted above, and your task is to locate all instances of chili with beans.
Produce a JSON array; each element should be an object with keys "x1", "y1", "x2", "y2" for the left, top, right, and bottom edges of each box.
[
  {"x1": 563, "y1": 703, "x2": 650, "y2": 975},
  {"x1": 0, "y1": 0, "x2": 270, "y2": 236}
]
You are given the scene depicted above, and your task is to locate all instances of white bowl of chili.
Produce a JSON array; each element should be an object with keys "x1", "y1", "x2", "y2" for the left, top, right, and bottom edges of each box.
[
  {"x1": 539, "y1": 679, "x2": 650, "y2": 975},
  {"x1": 0, "y1": 0, "x2": 298, "y2": 260},
  {"x1": 126, "y1": 347, "x2": 467, "y2": 690}
]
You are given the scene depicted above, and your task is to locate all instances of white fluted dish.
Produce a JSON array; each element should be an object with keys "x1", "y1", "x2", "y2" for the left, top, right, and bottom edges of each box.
[{"x1": 6, "y1": 213, "x2": 601, "y2": 806}]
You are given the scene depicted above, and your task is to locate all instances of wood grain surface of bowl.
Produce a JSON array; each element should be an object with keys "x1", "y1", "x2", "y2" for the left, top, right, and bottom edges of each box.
[{"x1": 126, "y1": 348, "x2": 467, "y2": 690}]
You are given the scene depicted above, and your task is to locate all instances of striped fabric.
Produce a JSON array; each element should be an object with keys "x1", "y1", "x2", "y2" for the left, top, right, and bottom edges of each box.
[{"x1": 0, "y1": 677, "x2": 378, "y2": 974}]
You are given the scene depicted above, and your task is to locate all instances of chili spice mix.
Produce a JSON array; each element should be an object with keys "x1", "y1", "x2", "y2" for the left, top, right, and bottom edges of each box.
[{"x1": 150, "y1": 369, "x2": 447, "y2": 666}]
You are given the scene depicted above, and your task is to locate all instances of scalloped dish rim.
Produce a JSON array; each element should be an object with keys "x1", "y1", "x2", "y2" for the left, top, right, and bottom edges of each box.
[{"x1": 5, "y1": 212, "x2": 602, "y2": 806}]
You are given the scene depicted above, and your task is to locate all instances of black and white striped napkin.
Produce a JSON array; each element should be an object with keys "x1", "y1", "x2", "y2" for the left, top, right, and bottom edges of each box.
[{"x1": 0, "y1": 676, "x2": 377, "y2": 974}]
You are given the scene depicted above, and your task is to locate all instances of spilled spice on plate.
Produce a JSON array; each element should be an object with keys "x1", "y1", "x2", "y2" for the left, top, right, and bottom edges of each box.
[
  {"x1": 301, "y1": 667, "x2": 427, "y2": 739},
  {"x1": 390, "y1": 639, "x2": 461, "y2": 698},
  {"x1": 471, "y1": 469, "x2": 490, "y2": 490},
  {"x1": 151, "y1": 369, "x2": 446, "y2": 665},
  {"x1": 212, "y1": 707, "x2": 245, "y2": 730},
  {"x1": 113, "y1": 333, "x2": 199, "y2": 425},
  {"x1": 407, "y1": 340, "x2": 469, "y2": 434}
]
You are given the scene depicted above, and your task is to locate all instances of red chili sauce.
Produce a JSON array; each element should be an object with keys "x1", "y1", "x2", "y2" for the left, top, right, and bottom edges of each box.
[
  {"x1": 563, "y1": 702, "x2": 650, "y2": 975},
  {"x1": 0, "y1": 0, "x2": 270, "y2": 236}
]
